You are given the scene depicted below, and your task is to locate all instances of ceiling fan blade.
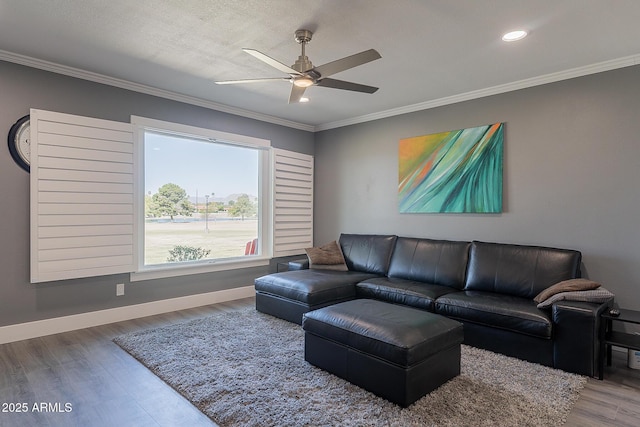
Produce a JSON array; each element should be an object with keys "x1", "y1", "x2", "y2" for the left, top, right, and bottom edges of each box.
[
  {"x1": 243, "y1": 48, "x2": 301, "y2": 75},
  {"x1": 288, "y1": 84, "x2": 307, "y2": 104},
  {"x1": 313, "y1": 49, "x2": 381, "y2": 78},
  {"x1": 215, "y1": 77, "x2": 291, "y2": 85},
  {"x1": 316, "y1": 78, "x2": 379, "y2": 94}
]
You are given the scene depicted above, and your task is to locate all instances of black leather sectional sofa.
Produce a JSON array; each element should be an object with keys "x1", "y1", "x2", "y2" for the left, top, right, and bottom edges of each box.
[{"x1": 255, "y1": 234, "x2": 613, "y2": 377}]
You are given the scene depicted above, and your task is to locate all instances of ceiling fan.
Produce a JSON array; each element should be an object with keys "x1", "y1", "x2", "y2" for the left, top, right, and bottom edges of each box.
[{"x1": 215, "y1": 29, "x2": 381, "y2": 103}]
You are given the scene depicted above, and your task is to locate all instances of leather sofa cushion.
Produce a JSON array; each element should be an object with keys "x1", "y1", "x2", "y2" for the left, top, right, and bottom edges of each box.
[
  {"x1": 435, "y1": 290, "x2": 553, "y2": 338},
  {"x1": 356, "y1": 277, "x2": 458, "y2": 311},
  {"x1": 388, "y1": 237, "x2": 470, "y2": 289},
  {"x1": 303, "y1": 299, "x2": 463, "y2": 367},
  {"x1": 339, "y1": 234, "x2": 397, "y2": 275},
  {"x1": 255, "y1": 270, "x2": 379, "y2": 305},
  {"x1": 465, "y1": 241, "x2": 582, "y2": 299}
]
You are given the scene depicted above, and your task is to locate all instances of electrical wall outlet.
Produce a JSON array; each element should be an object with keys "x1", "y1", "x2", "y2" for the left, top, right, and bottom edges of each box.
[{"x1": 116, "y1": 283, "x2": 125, "y2": 296}]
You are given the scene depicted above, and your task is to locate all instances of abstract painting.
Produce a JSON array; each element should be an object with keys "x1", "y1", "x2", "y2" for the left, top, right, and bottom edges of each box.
[{"x1": 398, "y1": 123, "x2": 503, "y2": 213}]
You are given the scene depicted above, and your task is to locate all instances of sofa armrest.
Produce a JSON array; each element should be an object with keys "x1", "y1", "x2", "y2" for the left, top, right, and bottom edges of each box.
[
  {"x1": 552, "y1": 299, "x2": 613, "y2": 377},
  {"x1": 288, "y1": 258, "x2": 310, "y2": 270}
]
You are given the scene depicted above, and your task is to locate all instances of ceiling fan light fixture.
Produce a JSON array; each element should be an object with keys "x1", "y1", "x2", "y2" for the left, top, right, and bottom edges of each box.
[
  {"x1": 502, "y1": 30, "x2": 528, "y2": 42},
  {"x1": 293, "y1": 76, "x2": 314, "y2": 88}
]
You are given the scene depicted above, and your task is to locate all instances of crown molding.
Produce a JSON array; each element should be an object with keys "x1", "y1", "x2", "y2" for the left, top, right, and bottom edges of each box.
[
  {"x1": 0, "y1": 50, "x2": 315, "y2": 132},
  {"x1": 314, "y1": 54, "x2": 640, "y2": 132},
  {"x1": 2, "y1": 49, "x2": 638, "y2": 134}
]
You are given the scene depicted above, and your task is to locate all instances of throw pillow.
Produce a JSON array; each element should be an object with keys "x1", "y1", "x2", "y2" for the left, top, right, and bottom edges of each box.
[
  {"x1": 536, "y1": 287, "x2": 614, "y2": 309},
  {"x1": 305, "y1": 241, "x2": 348, "y2": 271},
  {"x1": 534, "y1": 278, "x2": 601, "y2": 304}
]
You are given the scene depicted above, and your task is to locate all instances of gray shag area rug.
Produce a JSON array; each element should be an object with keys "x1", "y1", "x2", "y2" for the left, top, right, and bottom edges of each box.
[{"x1": 113, "y1": 307, "x2": 586, "y2": 427}]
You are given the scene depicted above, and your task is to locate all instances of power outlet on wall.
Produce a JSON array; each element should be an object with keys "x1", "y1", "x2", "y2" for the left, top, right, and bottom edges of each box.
[{"x1": 116, "y1": 283, "x2": 125, "y2": 296}]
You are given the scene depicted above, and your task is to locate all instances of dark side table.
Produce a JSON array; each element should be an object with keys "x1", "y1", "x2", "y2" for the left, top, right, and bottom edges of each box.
[{"x1": 600, "y1": 308, "x2": 640, "y2": 379}]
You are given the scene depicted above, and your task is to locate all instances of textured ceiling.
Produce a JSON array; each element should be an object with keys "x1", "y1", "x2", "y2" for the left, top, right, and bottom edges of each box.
[{"x1": 1, "y1": 0, "x2": 640, "y2": 130}]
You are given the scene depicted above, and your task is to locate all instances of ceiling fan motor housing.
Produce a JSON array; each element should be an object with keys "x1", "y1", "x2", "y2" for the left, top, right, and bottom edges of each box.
[
  {"x1": 292, "y1": 29, "x2": 314, "y2": 73},
  {"x1": 292, "y1": 56, "x2": 314, "y2": 73}
]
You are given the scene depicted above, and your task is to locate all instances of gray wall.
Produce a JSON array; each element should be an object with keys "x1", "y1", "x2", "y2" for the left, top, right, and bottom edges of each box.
[
  {"x1": 3, "y1": 59, "x2": 639, "y2": 328},
  {"x1": 314, "y1": 65, "x2": 640, "y2": 311},
  {"x1": 0, "y1": 61, "x2": 314, "y2": 327}
]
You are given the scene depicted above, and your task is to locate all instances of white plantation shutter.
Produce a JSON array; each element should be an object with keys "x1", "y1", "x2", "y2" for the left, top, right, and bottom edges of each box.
[
  {"x1": 30, "y1": 109, "x2": 135, "y2": 283},
  {"x1": 272, "y1": 148, "x2": 313, "y2": 256}
]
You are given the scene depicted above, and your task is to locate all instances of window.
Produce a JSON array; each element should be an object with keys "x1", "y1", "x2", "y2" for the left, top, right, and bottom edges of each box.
[
  {"x1": 143, "y1": 131, "x2": 261, "y2": 265},
  {"x1": 30, "y1": 109, "x2": 312, "y2": 283},
  {"x1": 132, "y1": 116, "x2": 271, "y2": 276}
]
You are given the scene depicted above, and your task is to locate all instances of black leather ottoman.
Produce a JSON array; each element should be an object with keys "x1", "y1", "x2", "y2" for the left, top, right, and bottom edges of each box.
[{"x1": 302, "y1": 299, "x2": 463, "y2": 407}]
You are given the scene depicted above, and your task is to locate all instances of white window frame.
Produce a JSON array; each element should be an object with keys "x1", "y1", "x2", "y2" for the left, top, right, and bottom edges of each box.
[
  {"x1": 129, "y1": 116, "x2": 273, "y2": 282},
  {"x1": 30, "y1": 109, "x2": 313, "y2": 284}
]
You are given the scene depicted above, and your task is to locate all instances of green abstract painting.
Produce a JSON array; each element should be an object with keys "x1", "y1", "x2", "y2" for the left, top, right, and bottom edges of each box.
[{"x1": 398, "y1": 123, "x2": 503, "y2": 213}]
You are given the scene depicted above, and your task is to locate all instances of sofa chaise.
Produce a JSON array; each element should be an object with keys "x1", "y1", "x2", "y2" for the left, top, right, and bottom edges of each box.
[{"x1": 254, "y1": 234, "x2": 613, "y2": 377}]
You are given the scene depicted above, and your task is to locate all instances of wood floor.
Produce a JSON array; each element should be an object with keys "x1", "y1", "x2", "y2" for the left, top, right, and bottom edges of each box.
[{"x1": 1, "y1": 296, "x2": 639, "y2": 427}]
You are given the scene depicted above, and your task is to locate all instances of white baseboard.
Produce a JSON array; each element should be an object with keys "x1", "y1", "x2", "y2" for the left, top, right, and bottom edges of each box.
[{"x1": 0, "y1": 286, "x2": 255, "y2": 344}]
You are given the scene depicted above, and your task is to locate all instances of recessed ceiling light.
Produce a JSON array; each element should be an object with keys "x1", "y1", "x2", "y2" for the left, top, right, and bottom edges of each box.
[
  {"x1": 502, "y1": 30, "x2": 528, "y2": 42},
  {"x1": 300, "y1": 97, "x2": 310, "y2": 103}
]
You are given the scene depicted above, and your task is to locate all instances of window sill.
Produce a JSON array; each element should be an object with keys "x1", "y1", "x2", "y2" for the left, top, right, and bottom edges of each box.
[{"x1": 130, "y1": 257, "x2": 270, "y2": 282}]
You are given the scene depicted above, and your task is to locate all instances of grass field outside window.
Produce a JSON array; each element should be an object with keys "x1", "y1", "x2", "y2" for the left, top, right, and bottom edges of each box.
[{"x1": 145, "y1": 214, "x2": 258, "y2": 265}]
